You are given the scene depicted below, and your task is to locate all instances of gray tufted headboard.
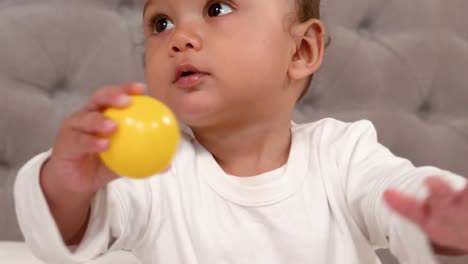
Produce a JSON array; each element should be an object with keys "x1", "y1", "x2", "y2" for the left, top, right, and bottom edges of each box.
[
  {"x1": 1, "y1": 0, "x2": 467, "y2": 263},
  {"x1": 296, "y1": 0, "x2": 468, "y2": 178},
  {"x1": 0, "y1": 0, "x2": 145, "y2": 240}
]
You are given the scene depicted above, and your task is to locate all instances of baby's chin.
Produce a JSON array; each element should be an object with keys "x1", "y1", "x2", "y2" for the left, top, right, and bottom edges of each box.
[
  {"x1": 177, "y1": 113, "x2": 222, "y2": 131},
  {"x1": 173, "y1": 95, "x2": 222, "y2": 128}
]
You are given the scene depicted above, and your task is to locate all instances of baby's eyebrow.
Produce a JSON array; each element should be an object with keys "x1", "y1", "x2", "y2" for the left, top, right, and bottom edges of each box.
[{"x1": 143, "y1": 0, "x2": 157, "y2": 16}]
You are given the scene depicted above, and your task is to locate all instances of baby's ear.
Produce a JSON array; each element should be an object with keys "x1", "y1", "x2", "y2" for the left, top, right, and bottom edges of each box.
[{"x1": 288, "y1": 19, "x2": 325, "y2": 81}]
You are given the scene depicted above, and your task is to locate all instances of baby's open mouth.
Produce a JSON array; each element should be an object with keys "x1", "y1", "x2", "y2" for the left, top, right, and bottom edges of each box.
[
  {"x1": 181, "y1": 71, "x2": 196, "y2": 77},
  {"x1": 174, "y1": 64, "x2": 208, "y2": 83},
  {"x1": 174, "y1": 64, "x2": 209, "y2": 88}
]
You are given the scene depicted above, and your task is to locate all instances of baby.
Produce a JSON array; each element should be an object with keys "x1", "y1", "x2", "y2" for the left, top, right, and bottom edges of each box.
[{"x1": 14, "y1": 0, "x2": 468, "y2": 263}]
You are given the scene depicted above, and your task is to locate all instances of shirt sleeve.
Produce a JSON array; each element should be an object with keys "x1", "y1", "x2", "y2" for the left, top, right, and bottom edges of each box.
[
  {"x1": 342, "y1": 121, "x2": 467, "y2": 264},
  {"x1": 14, "y1": 151, "x2": 158, "y2": 264}
]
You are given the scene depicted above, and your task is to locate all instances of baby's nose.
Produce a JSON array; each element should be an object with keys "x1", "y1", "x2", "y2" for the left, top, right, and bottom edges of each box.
[
  {"x1": 172, "y1": 42, "x2": 194, "y2": 53},
  {"x1": 169, "y1": 27, "x2": 203, "y2": 54}
]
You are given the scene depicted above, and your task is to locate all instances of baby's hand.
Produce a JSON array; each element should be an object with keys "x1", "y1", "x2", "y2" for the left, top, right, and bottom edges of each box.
[
  {"x1": 384, "y1": 177, "x2": 468, "y2": 255},
  {"x1": 42, "y1": 82, "x2": 146, "y2": 194}
]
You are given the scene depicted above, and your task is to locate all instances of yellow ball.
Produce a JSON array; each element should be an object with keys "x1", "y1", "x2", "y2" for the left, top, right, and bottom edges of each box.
[{"x1": 99, "y1": 95, "x2": 180, "y2": 179}]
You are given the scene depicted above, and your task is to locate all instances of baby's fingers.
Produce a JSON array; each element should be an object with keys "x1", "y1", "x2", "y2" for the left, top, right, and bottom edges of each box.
[
  {"x1": 55, "y1": 129, "x2": 109, "y2": 161},
  {"x1": 54, "y1": 111, "x2": 116, "y2": 160},
  {"x1": 122, "y1": 82, "x2": 147, "y2": 94},
  {"x1": 68, "y1": 111, "x2": 117, "y2": 135},
  {"x1": 85, "y1": 82, "x2": 146, "y2": 111},
  {"x1": 425, "y1": 176, "x2": 458, "y2": 210},
  {"x1": 75, "y1": 133, "x2": 110, "y2": 154},
  {"x1": 384, "y1": 189, "x2": 426, "y2": 226},
  {"x1": 425, "y1": 177, "x2": 455, "y2": 198}
]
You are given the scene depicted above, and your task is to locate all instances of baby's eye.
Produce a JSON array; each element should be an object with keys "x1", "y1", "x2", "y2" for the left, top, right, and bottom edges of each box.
[
  {"x1": 153, "y1": 17, "x2": 175, "y2": 34},
  {"x1": 207, "y1": 2, "x2": 233, "y2": 17}
]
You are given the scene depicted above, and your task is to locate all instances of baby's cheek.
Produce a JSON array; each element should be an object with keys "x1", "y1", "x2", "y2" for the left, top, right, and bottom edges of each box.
[
  {"x1": 145, "y1": 64, "x2": 167, "y2": 92},
  {"x1": 147, "y1": 83, "x2": 168, "y2": 101}
]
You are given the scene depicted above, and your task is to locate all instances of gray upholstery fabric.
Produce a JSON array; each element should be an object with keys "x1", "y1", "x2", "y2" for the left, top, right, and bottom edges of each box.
[
  {"x1": 296, "y1": 1, "x2": 468, "y2": 179},
  {"x1": 0, "y1": 0, "x2": 145, "y2": 241},
  {"x1": 1, "y1": 0, "x2": 467, "y2": 263}
]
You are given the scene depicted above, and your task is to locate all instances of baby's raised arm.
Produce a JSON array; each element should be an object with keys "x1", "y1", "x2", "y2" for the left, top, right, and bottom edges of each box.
[
  {"x1": 343, "y1": 121, "x2": 467, "y2": 263},
  {"x1": 39, "y1": 83, "x2": 146, "y2": 244},
  {"x1": 15, "y1": 83, "x2": 157, "y2": 263}
]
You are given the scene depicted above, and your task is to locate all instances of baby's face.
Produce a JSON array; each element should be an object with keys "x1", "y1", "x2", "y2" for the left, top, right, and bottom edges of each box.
[{"x1": 143, "y1": 0, "x2": 298, "y2": 128}]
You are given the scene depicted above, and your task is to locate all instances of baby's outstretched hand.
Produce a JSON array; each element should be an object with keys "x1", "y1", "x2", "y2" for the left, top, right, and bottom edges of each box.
[{"x1": 384, "y1": 176, "x2": 468, "y2": 255}]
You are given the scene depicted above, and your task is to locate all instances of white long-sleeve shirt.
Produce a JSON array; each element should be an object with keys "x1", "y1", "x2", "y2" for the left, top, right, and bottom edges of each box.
[{"x1": 14, "y1": 119, "x2": 468, "y2": 264}]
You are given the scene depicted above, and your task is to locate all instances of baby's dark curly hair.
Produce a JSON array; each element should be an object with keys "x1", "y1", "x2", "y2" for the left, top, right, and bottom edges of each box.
[{"x1": 297, "y1": 0, "x2": 321, "y2": 22}]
